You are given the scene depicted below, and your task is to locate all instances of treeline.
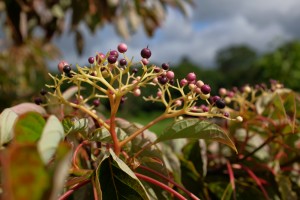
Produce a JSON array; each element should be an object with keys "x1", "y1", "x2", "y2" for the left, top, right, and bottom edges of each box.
[{"x1": 120, "y1": 40, "x2": 300, "y2": 115}]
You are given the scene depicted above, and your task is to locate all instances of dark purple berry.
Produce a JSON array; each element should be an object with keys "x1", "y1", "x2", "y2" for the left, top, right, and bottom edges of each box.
[
  {"x1": 212, "y1": 95, "x2": 220, "y2": 103},
  {"x1": 110, "y1": 50, "x2": 119, "y2": 58},
  {"x1": 186, "y1": 72, "x2": 196, "y2": 82},
  {"x1": 88, "y1": 57, "x2": 95, "y2": 64},
  {"x1": 141, "y1": 47, "x2": 151, "y2": 59},
  {"x1": 93, "y1": 99, "x2": 100, "y2": 107},
  {"x1": 215, "y1": 99, "x2": 226, "y2": 109},
  {"x1": 154, "y1": 67, "x2": 161, "y2": 73},
  {"x1": 117, "y1": 43, "x2": 128, "y2": 53},
  {"x1": 40, "y1": 88, "x2": 47, "y2": 96},
  {"x1": 132, "y1": 68, "x2": 138, "y2": 74},
  {"x1": 162, "y1": 63, "x2": 169, "y2": 70},
  {"x1": 63, "y1": 65, "x2": 71, "y2": 73},
  {"x1": 119, "y1": 58, "x2": 127, "y2": 66},
  {"x1": 223, "y1": 112, "x2": 230, "y2": 117},
  {"x1": 201, "y1": 84, "x2": 211, "y2": 94},
  {"x1": 158, "y1": 76, "x2": 168, "y2": 85},
  {"x1": 34, "y1": 97, "x2": 43, "y2": 105},
  {"x1": 66, "y1": 72, "x2": 73, "y2": 78},
  {"x1": 108, "y1": 55, "x2": 117, "y2": 64}
]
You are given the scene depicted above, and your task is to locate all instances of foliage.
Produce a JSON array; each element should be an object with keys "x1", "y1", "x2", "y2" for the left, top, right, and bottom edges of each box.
[
  {"x1": 0, "y1": 44, "x2": 240, "y2": 199},
  {"x1": 175, "y1": 81, "x2": 300, "y2": 199}
]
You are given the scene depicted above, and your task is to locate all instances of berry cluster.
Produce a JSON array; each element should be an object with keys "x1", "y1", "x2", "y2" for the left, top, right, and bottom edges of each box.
[{"x1": 43, "y1": 43, "x2": 243, "y2": 132}]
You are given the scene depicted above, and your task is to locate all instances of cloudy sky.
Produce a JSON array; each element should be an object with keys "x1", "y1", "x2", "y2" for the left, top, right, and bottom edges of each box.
[{"x1": 53, "y1": 0, "x2": 300, "y2": 69}]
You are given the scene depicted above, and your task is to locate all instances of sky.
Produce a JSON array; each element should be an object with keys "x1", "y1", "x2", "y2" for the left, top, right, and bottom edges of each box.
[{"x1": 52, "y1": 0, "x2": 300, "y2": 69}]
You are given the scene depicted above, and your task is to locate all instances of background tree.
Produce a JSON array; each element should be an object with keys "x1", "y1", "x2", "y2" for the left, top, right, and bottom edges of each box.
[{"x1": 0, "y1": 0, "x2": 193, "y2": 111}]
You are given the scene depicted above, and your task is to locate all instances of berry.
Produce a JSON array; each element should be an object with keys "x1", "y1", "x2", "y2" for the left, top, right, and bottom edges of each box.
[
  {"x1": 157, "y1": 90, "x2": 162, "y2": 98},
  {"x1": 219, "y1": 88, "x2": 227, "y2": 96},
  {"x1": 57, "y1": 60, "x2": 69, "y2": 73},
  {"x1": 141, "y1": 58, "x2": 149, "y2": 65},
  {"x1": 110, "y1": 50, "x2": 119, "y2": 58},
  {"x1": 158, "y1": 76, "x2": 168, "y2": 85},
  {"x1": 186, "y1": 72, "x2": 196, "y2": 82},
  {"x1": 63, "y1": 65, "x2": 71, "y2": 73},
  {"x1": 107, "y1": 55, "x2": 117, "y2": 64},
  {"x1": 96, "y1": 53, "x2": 105, "y2": 63},
  {"x1": 212, "y1": 95, "x2": 221, "y2": 103},
  {"x1": 133, "y1": 88, "x2": 141, "y2": 96},
  {"x1": 215, "y1": 99, "x2": 226, "y2": 109},
  {"x1": 117, "y1": 43, "x2": 128, "y2": 53},
  {"x1": 162, "y1": 63, "x2": 169, "y2": 70},
  {"x1": 132, "y1": 68, "x2": 138, "y2": 74},
  {"x1": 34, "y1": 97, "x2": 43, "y2": 105},
  {"x1": 196, "y1": 80, "x2": 204, "y2": 88},
  {"x1": 223, "y1": 112, "x2": 230, "y2": 117},
  {"x1": 88, "y1": 57, "x2": 95, "y2": 64},
  {"x1": 93, "y1": 99, "x2": 100, "y2": 107},
  {"x1": 166, "y1": 71, "x2": 175, "y2": 80},
  {"x1": 40, "y1": 88, "x2": 47, "y2": 96},
  {"x1": 119, "y1": 58, "x2": 127, "y2": 66},
  {"x1": 141, "y1": 47, "x2": 151, "y2": 59},
  {"x1": 180, "y1": 78, "x2": 188, "y2": 86},
  {"x1": 154, "y1": 67, "x2": 161, "y2": 73},
  {"x1": 66, "y1": 72, "x2": 73, "y2": 78},
  {"x1": 201, "y1": 84, "x2": 211, "y2": 94},
  {"x1": 121, "y1": 96, "x2": 127, "y2": 104}
]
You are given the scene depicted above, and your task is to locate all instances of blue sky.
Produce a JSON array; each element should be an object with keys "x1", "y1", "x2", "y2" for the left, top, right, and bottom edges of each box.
[{"x1": 53, "y1": 0, "x2": 300, "y2": 69}]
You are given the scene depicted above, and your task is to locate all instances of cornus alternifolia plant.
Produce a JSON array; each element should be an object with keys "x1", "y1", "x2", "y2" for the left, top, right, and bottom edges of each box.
[{"x1": 0, "y1": 44, "x2": 245, "y2": 200}]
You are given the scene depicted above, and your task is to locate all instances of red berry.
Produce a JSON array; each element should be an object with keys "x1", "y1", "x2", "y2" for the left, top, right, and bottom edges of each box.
[
  {"x1": 162, "y1": 63, "x2": 169, "y2": 70},
  {"x1": 141, "y1": 58, "x2": 149, "y2": 65},
  {"x1": 201, "y1": 84, "x2": 211, "y2": 94},
  {"x1": 141, "y1": 47, "x2": 151, "y2": 59},
  {"x1": 117, "y1": 43, "x2": 128, "y2": 53},
  {"x1": 110, "y1": 50, "x2": 119, "y2": 58},
  {"x1": 180, "y1": 78, "x2": 188, "y2": 86},
  {"x1": 96, "y1": 53, "x2": 105, "y2": 63},
  {"x1": 154, "y1": 67, "x2": 161, "y2": 73},
  {"x1": 166, "y1": 71, "x2": 175, "y2": 80},
  {"x1": 88, "y1": 57, "x2": 95, "y2": 64},
  {"x1": 186, "y1": 72, "x2": 196, "y2": 82},
  {"x1": 212, "y1": 95, "x2": 220, "y2": 103},
  {"x1": 108, "y1": 55, "x2": 117, "y2": 64},
  {"x1": 57, "y1": 60, "x2": 69, "y2": 73}
]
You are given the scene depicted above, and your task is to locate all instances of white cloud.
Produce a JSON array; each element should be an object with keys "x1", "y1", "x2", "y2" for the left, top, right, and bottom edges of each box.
[{"x1": 51, "y1": 1, "x2": 300, "y2": 70}]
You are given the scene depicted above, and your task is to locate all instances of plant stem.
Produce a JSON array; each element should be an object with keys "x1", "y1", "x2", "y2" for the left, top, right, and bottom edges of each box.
[
  {"x1": 135, "y1": 173, "x2": 187, "y2": 200},
  {"x1": 119, "y1": 113, "x2": 166, "y2": 148},
  {"x1": 138, "y1": 165, "x2": 200, "y2": 200},
  {"x1": 58, "y1": 179, "x2": 90, "y2": 200}
]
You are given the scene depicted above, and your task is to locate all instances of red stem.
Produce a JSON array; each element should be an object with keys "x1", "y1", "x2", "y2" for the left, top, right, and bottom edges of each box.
[
  {"x1": 58, "y1": 179, "x2": 90, "y2": 200},
  {"x1": 72, "y1": 140, "x2": 89, "y2": 169},
  {"x1": 135, "y1": 173, "x2": 187, "y2": 200},
  {"x1": 138, "y1": 165, "x2": 200, "y2": 200}
]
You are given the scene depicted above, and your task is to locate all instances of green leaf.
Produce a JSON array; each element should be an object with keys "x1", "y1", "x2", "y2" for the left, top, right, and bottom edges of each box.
[
  {"x1": 155, "y1": 118, "x2": 237, "y2": 153},
  {"x1": 276, "y1": 174, "x2": 297, "y2": 200},
  {"x1": 96, "y1": 149, "x2": 150, "y2": 200},
  {"x1": 3, "y1": 143, "x2": 50, "y2": 200},
  {"x1": 62, "y1": 117, "x2": 89, "y2": 135},
  {"x1": 0, "y1": 108, "x2": 18, "y2": 146},
  {"x1": 37, "y1": 115, "x2": 65, "y2": 164},
  {"x1": 14, "y1": 112, "x2": 46, "y2": 142}
]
